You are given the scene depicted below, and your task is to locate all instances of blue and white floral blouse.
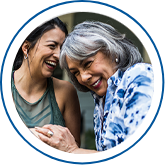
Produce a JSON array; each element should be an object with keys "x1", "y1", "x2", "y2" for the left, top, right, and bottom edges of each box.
[{"x1": 91, "y1": 63, "x2": 154, "y2": 151}]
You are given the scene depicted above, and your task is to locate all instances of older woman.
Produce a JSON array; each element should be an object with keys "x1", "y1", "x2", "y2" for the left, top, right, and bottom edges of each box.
[
  {"x1": 12, "y1": 18, "x2": 81, "y2": 147},
  {"x1": 35, "y1": 21, "x2": 154, "y2": 153}
]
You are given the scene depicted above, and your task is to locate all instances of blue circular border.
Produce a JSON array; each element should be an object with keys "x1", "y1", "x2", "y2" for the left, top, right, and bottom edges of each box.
[{"x1": 0, "y1": 0, "x2": 164, "y2": 164}]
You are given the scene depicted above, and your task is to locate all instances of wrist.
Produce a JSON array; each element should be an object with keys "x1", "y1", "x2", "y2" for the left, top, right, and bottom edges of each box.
[{"x1": 69, "y1": 147, "x2": 80, "y2": 154}]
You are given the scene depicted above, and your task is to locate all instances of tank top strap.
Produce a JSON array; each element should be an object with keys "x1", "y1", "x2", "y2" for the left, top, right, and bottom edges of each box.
[
  {"x1": 48, "y1": 77, "x2": 65, "y2": 127},
  {"x1": 11, "y1": 68, "x2": 65, "y2": 127}
]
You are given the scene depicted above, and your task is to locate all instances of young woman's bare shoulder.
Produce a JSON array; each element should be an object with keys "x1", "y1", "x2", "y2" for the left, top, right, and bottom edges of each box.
[
  {"x1": 51, "y1": 77, "x2": 79, "y2": 115},
  {"x1": 52, "y1": 77, "x2": 76, "y2": 94}
]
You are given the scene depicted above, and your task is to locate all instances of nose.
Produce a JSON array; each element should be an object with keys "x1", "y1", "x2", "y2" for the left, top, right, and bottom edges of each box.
[
  {"x1": 80, "y1": 71, "x2": 92, "y2": 83},
  {"x1": 53, "y1": 46, "x2": 60, "y2": 59}
]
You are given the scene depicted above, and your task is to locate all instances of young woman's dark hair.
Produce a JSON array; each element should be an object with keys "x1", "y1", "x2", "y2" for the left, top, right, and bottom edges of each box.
[{"x1": 13, "y1": 17, "x2": 68, "y2": 70}]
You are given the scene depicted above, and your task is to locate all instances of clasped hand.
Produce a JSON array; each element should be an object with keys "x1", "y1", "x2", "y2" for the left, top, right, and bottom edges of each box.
[{"x1": 34, "y1": 124, "x2": 79, "y2": 153}]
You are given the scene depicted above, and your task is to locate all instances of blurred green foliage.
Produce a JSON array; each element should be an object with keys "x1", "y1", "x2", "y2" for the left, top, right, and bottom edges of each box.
[{"x1": 85, "y1": 129, "x2": 96, "y2": 150}]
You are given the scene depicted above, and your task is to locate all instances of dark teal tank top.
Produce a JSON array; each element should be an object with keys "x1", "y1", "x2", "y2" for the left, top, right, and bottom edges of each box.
[{"x1": 11, "y1": 71, "x2": 65, "y2": 128}]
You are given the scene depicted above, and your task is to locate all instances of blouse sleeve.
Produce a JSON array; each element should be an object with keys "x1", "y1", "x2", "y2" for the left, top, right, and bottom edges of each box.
[{"x1": 107, "y1": 65, "x2": 154, "y2": 154}]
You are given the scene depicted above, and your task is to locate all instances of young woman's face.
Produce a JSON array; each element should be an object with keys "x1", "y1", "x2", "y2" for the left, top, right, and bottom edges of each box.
[
  {"x1": 29, "y1": 27, "x2": 66, "y2": 78},
  {"x1": 66, "y1": 51, "x2": 117, "y2": 96}
]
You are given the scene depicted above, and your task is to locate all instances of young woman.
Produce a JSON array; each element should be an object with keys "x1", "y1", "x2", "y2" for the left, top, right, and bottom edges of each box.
[
  {"x1": 11, "y1": 17, "x2": 81, "y2": 147},
  {"x1": 35, "y1": 21, "x2": 154, "y2": 153}
]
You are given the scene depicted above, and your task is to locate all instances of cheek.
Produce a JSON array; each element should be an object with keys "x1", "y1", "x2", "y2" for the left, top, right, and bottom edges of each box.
[
  {"x1": 38, "y1": 47, "x2": 51, "y2": 55},
  {"x1": 76, "y1": 76, "x2": 83, "y2": 85},
  {"x1": 38, "y1": 52, "x2": 51, "y2": 62},
  {"x1": 76, "y1": 75, "x2": 86, "y2": 86},
  {"x1": 91, "y1": 68, "x2": 102, "y2": 75},
  {"x1": 90, "y1": 63, "x2": 102, "y2": 73}
]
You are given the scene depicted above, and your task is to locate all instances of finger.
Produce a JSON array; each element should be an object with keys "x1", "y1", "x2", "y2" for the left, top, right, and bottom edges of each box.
[
  {"x1": 42, "y1": 124, "x2": 58, "y2": 132},
  {"x1": 42, "y1": 124, "x2": 53, "y2": 129},
  {"x1": 42, "y1": 124, "x2": 63, "y2": 133},
  {"x1": 35, "y1": 127, "x2": 52, "y2": 138},
  {"x1": 43, "y1": 124, "x2": 65, "y2": 130},
  {"x1": 38, "y1": 133, "x2": 51, "y2": 145}
]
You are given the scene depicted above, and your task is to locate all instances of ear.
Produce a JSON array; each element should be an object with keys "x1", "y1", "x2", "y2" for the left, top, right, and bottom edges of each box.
[{"x1": 22, "y1": 40, "x2": 30, "y2": 55}]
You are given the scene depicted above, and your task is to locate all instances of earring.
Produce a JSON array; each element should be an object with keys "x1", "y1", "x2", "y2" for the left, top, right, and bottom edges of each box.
[
  {"x1": 115, "y1": 58, "x2": 119, "y2": 63},
  {"x1": 24, "y1": 53, "x2": 28, "y2": 59}
]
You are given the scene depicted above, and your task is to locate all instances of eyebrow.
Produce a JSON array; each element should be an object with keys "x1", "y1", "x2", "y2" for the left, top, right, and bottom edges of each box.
[
  {"x1": 46, "y1": 40, "x2": 58, "y2": 44},
  {"x1": 68, "y1": 60, "x2": 84, "y2": 71},
  {"x1": 79, "y1": 60, "x2": 84, "y2": 65},
  {"x1": 69, "y1": 68, "x2": 75, "y2": 71}
]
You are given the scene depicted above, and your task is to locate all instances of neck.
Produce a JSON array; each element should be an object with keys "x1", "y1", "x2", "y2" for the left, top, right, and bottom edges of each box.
[{"x1": 14, "y1": 61, "x2": 47, "y2": 96}]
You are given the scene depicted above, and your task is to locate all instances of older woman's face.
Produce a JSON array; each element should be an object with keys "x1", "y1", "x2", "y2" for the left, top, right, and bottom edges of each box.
[{"x1": 66, "y1": 51, "x2": 117, "y2": 96}]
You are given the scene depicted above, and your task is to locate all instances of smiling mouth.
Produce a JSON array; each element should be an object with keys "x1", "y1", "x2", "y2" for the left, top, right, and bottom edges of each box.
[
  {"x1": 92, "y1": 78, "x2": 101, "y2": 87},
  {"x1": 45, "y1": 61, "x2": 57, "y2": 67},
  {"x1": 45, "y1": 61, "x2": 57, "y2": 69}
]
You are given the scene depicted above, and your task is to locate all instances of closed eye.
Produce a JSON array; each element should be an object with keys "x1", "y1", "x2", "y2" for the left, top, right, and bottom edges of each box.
[
  {"x1": 46, "y1": 40, "x2": 58, "y2": 50},
  {"x1": 48, "y1": 44, "x2": 56, "y2": 50},
  {"x1": 84, "y1": 61, "x2": 93, "y2": 68},
  {"x1": 73, "y1": 71, "x2": 80, "y2": 77}
]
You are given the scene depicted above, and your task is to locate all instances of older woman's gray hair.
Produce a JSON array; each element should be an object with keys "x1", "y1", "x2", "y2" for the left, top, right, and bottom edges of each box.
[{"x1": 60, "y1": 21, "x2": 143, "y2": 92}]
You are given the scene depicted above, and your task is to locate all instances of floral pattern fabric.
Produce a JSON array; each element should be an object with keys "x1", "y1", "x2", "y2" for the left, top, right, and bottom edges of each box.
[{"x1": 91, "y1": 63, "x2": 154, "y2": 151}]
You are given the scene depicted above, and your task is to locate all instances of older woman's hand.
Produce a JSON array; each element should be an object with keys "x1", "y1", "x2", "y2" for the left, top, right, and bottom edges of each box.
[{"x1": 35, "y1": 124, "x2": 79, "y2": 153}]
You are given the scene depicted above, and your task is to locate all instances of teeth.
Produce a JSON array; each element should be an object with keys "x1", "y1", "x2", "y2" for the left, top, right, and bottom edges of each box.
[
  {"x1": 45, "y1": 61, "x2": 56, "y2": 66},
  {"x1": 93, "y1": 79, "x2": 101, "y2": 87}
]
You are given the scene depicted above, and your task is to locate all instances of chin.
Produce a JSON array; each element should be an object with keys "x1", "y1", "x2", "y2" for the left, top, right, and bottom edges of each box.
[
  {"x1": 43, "y1": 72, "x2": 53, "y2": 78},
  {"x1": 95, "y1": 90, "x2": 107, "y2": 97}
]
